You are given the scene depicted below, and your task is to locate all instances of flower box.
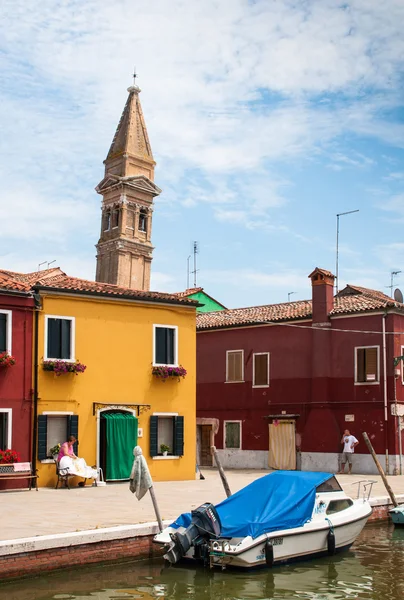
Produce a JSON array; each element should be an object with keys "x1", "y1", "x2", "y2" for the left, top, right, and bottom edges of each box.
[
  {"x1": 0, "y1": 449, "x2": 21, "y2": 464},
  {"x1": 0, "y1": 352, "x2": 16, "y2": 368},
  {"x1": 43, "y1": 360, "x2": 86, "y2": 376},
  {"x1": 152, "y1": 365, "x2": 187, "y2": 381}
]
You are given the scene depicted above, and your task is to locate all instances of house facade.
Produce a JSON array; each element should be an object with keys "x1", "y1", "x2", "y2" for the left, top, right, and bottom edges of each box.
[
  {"x1": 196, "y1": 268, "x2": 404, "y2": 475},
  {"x1": 175, "y1": 288, "x2": 226, "y2": 313},
  {"x1": 32, "y1": 272, "x2": 197, "y2": 487},
  {"x1": 0, "y1": 274, "x2": 34, "y2": 488}
]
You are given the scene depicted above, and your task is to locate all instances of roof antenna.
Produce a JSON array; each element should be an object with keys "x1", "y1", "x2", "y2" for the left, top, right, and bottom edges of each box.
[
  {"x1": 38, "y1": 261, "x2": 47, "y2": 271},
  {"x1": 133, "y1": 66, "x2": 138, "y2": 87},
  {"x1": 191, "y1": 241, "x2": 199, "y2": 287}
]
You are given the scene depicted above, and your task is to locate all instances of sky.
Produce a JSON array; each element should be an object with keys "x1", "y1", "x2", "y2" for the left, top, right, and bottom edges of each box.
[{"x1": 0, "y1": 0, "x2": 403, "y2": 309}]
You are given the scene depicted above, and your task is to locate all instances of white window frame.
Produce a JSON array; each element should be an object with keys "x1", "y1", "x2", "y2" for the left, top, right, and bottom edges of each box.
[
  {"x1": 252, "y1": 352, "x2": 270, "y2": 388},
  {"x1": 0, "y1": 408, "x2": 12, "y2": 449},
  {"x1": 153, "y1": 324, "x2": 178, "y2": 367},
  {"x1": 0, "y1": 309, "x2": 12, "y2": 354},
  {"x1": 354, "y1": 345, "x2": 380, "y2": 385},
  {"x1": 44, "y1": 315, "x2": 75, "y2": 362},
  {"x1": 224, "y1": 420, "x2": 242, "y2": 450},
  {"x1": 151, "y1": 412, "x2": 180, "y2": 460},
  {"x1": 40, "y1": 411, "x2": 74, "y2": 463},
  {"x1": 225, "y1": 349, "x2": 244, "y2": 383}
]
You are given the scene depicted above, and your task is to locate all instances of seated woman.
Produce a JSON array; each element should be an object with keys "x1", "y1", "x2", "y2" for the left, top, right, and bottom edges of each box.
[{"x1": 58, "y1": 436, "x2": 98, "y2": 481}]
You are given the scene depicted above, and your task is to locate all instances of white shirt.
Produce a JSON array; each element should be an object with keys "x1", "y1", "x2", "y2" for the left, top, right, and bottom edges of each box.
[{"x1": 343, "y1": 435, "x2": 358, "y2": 453}]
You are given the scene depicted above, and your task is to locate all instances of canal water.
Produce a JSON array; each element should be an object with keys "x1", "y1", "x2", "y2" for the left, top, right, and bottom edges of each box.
[{"x1": 1, "y1": 523, "x2": 404, "y2": 600}]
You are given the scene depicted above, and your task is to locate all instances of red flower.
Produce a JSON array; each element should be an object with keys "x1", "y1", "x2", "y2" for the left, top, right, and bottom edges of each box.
[{"x1": 0, "y1": 352, "x2": 16, "y2": 368}]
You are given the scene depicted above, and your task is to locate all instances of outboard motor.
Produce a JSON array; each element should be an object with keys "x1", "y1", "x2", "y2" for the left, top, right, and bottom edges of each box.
[{"x1": 164, "y1": 502, "x2": 221, "y2": 564}]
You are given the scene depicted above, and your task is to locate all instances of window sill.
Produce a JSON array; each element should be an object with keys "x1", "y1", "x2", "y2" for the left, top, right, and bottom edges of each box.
[
  {"x1": 44, "y1": 358, "x2": 76, "y2": 363},
  {"x1": 153, "y1": 363, "x2": 179, "y2": 368},
  {"x1": 152, "y1": 455, "x2": 180, "y2": 460},
  {"x1": 40, "y1": 459, "x2": 55, "y2": 464},
  {"x1": 354, "y1": 381, "x2": 380, "y2": 386},
  {"x1": 253, "y1": 384, "x2": 270, "y2": 388},
  {"x1": 225, "y1": 380, "x2": 245, "y2": 384}
]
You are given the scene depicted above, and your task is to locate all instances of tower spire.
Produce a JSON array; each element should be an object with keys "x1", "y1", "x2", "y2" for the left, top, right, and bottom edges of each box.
[{"x1": 95, "y1": 79, "x2": 161, "y2": 291}]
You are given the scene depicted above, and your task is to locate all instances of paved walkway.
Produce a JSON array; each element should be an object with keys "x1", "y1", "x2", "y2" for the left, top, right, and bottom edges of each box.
[{"x1": 2, "y1": 469, "x2": 404, "y2": 542}]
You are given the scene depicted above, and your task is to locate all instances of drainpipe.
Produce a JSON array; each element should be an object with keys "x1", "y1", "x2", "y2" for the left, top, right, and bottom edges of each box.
[
  {"x1": 31, "y1": 293, "x2": 40, "y2": 473},
  {"x1": 393, "y1": 362, "x2": 403, "y2": 475},
  {"x1": 382, "y1": 313, "x2": 389, "y2": 474}
]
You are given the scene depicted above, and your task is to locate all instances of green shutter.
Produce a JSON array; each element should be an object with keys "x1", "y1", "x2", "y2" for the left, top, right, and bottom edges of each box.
[
  {"x1": 150, "y1": 416, "x2": 158, "y2": 457},
  {"x1": 38, "y1": 415, "x2": 48, "y2": 460},
  {"x1": 67, "y1": 415, "x2": 79, "y2": 455},
  {"x1": 173, "y1": 416, "x2": 184, "y2": 457}
]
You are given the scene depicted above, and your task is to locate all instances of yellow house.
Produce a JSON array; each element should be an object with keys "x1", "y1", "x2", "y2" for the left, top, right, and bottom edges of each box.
[{"x1": 32, "y1": 272, "x2": 197, "y2": 487}]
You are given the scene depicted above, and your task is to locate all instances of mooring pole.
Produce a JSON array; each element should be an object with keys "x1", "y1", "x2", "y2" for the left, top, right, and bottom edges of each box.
[
  {"x1": 149, "y1": 486, "x2": 164, "y2": 532},
  {"x1": 211, "y1": 445, "x2": 232, "y2": 497},
  {"x1": 362, "y1": 432, "x2": 398, "y2": 507}
]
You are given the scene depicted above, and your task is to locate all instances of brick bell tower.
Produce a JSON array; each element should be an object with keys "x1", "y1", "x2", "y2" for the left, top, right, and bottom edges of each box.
[{"x1": 95, "y1": 78, "x2": 161, "y2": 290}]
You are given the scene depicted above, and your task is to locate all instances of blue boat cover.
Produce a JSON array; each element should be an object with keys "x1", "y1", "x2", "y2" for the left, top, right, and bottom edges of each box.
[{"x1": 172, "y1": 471, "x2": 332, "y2": 539}]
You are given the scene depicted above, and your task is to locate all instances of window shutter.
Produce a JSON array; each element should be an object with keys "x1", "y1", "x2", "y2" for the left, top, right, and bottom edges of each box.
[
  {"x1": 173, "y1": 416, "x2": 184, "y2": 457},
  {"x1": 61, "y1": 320, "x2": 71, "y2": 360},
  {"x1": 254, "y1": 354, "x2": 268, "y2": 386},
  {"x1": 0, "y1": 313, "x2": 6, "y2": 353},
  {"x1": 150, "y1": 416, "x2": 158, "y2": 457},
  {"x1": 38, "y1": 415, "x2": 48, "y2": 460},
  {"x1": 357, "y1": 348, "x2": 365, "y2": 382},
  {"x1": 67, "y1": 415, "x2": 79, "y2": 455},
  {"x1": 227, "y1": 351, "x2": 243, "y2": 382},
  {"x1": 47, "y1": 318, "x2": 60, "y2": 359},
  {"x1": 365, "y1": 348, "x2": 378, "y2": 381}
]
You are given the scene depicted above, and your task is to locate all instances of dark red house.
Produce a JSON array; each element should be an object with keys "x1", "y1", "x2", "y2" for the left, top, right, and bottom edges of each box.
[
  {"x1": 196, "y1": 268, "x2": 404, "y2": 475},
  {"x1": 0, "y1": 273, "x2": 35, "y2": 487}
]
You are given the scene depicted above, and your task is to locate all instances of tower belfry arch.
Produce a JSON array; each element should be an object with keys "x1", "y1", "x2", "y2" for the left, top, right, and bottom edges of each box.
[{"x1": 95, "y1": 81, "x2": 161, "y2": 291}]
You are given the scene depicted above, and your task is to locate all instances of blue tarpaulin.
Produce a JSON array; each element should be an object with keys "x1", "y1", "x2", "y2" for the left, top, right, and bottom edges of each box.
[{"x1": 172, "y1": 471, "x2": 332, "y2": 539}]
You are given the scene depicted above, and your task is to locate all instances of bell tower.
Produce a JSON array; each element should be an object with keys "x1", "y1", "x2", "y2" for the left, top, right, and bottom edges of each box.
[{"x1": 95, "y1": 80, "x2": 161, "y2": 290}]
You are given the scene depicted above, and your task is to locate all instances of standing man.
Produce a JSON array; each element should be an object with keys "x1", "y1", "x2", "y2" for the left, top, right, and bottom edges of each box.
[{"x1": 339, "y1": 429, "x2": 359, "y2": 474}]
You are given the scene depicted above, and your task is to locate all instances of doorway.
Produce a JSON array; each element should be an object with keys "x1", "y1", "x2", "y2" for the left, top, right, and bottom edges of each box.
[
  {"x1": 268, "y1": 420, "x2": 296, "y2": 470},
  {"x1": 197, "y1": 424, "x2": 213, "y2": 467},
  {"x1": 100, "y1": 410, "x2": 138, "y2": 481}
]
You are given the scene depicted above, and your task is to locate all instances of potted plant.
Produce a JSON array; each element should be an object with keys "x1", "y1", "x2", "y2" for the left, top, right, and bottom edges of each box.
[
  {"x1": 152, "y1": 365, "x2": 187, "y2": 381},
  {"x1": 160, "y1": 444, "x2": 170, "y2": 456},
  {"x1": 43, "y1": 360, "x2": 87, "y2": 376},
  {"x1": 0, "y1": 352, "x2": 16, "y2": 368},
  {"x1": 49, "y1": 443, "x2": 61, "y2": 459}
]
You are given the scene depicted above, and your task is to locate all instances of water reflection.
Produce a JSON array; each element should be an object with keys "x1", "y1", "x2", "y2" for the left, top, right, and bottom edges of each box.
[{"x1": 1, "y1": 524, "x2": 403, "y2": 600}]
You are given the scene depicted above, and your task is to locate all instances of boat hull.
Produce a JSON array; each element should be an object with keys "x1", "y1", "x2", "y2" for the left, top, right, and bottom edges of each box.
[
  {"x1": 208, "y1": 512, "x2": 371, "y2": 569},
  {"x1": 390, "y1": 506, "x2": 404, "y2": 526}
]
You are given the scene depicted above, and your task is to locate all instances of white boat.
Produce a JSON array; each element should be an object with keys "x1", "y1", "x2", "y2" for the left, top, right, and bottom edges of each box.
[{"x1": 153, "y1": 471, "x2": 372, "y2": 569}]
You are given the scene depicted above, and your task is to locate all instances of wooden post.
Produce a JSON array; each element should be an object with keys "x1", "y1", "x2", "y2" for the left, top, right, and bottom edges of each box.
[
  {"x1": 211, "y1": 445, "x2": 232, "y2": 497},
  {"x1": 149, "y1": 486, "x2": 164, "y2": 532},
  {"x1": 362, "y1": 432, "x2": 398, "y2": 507}
]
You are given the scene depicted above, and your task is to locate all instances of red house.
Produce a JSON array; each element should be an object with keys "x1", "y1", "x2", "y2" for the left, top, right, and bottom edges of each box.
[
  {"x1": 0, "y1": 272, "x2": 35, "y2": 487},
  {"x1": 196, "y1": 268, "x2": 404, "y2": 475}
]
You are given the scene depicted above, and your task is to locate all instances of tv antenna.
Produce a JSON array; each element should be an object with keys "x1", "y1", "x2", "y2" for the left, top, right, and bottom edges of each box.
[
  {"x1": 388, "y1": 270, "x2": 402, "y2": 297},
  {"x1": 186, "y1": 255, "x2": 191, "y2": 289},
  {"x1": 191, "y1": 241, "x2": 199, "y2": 287},
  {"x1": 288, "y1": 292, "x2": 296, "y2": 302}
]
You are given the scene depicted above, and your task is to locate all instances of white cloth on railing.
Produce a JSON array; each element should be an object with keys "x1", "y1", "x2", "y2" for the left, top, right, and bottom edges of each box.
[
  {"x1": 59, "y1": 456, "x2": 98, "y2": 479},
  {"x1": 129, "y1": 446, "x2": 152, "y2": 500}
]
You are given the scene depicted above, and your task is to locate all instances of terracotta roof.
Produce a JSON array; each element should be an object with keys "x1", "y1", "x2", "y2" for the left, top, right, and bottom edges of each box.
[
  {"x1": 197, "y1": 284, "x2": 404, "y2": 330},
  {"x1": 0, "y1": 268, "x2": 198, "y2": 306},
  {"x1": 32, "y1": 274, "x2": 198, "y2": 306},
  {"x1": 174, "y1": 287, "x2": 204, "y2": 298},
  {"x1": 197, "y1": 299, "x2": 313, "y2": 330},
  {"x1": 308, "y1": 267, "x2": 335, "y2": 278}
]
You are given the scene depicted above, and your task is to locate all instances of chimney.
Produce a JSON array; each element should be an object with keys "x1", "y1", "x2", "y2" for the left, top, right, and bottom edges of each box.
[{"x1": 308, "y1": 268, "x2": 335, "y2": 324}]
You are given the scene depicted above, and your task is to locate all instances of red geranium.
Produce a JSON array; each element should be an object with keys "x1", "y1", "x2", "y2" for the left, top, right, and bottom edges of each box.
[
  {"x1": 0, "y1": 449, "x2": 21, "y2": 464},
  {"x1": 0, "y1": 352, "x2": 16, "y2": 368}
]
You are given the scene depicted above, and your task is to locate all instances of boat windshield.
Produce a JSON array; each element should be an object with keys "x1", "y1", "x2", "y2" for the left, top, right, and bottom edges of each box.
[{"x1": 316, "y1": 477, "x2": 342, "y2": 493}]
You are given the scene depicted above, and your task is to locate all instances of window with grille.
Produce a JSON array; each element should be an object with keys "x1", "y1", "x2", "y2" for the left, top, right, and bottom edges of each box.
[
  {"x1": 154, "y1": 325, "x2": 177, "y2": 366},
  {"x1": 224, "y1": 421, "x2": 241, "y2": 449},
  {"x1": 253, "y1": 353, "x2": 270, "y2": 387},
  {"x1": 226, "y1": 350, "x2": 244, "y2": 382},
  {"x1": 355, "y1": 346, "x2": 379, "y2": 383},
  {"x1": 45, "y1": 316, "x2": 74, "y2": 361},
  {"x1": 139, "y1": 209, "x2": 147, "y2": 232}
]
